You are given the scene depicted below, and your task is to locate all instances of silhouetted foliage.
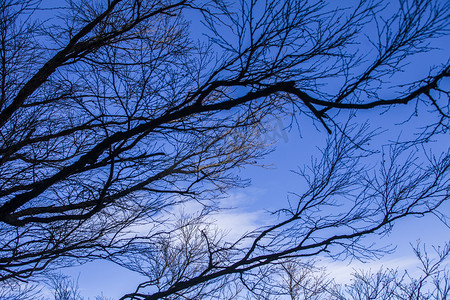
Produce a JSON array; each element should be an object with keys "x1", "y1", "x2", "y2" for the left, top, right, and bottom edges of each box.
[{"x1": 0, "y1": 0, "x2": 448, "y2": 298}]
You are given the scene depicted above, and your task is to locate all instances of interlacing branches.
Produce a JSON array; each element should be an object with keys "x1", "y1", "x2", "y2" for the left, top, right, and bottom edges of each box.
[{"x1": 0, "y1": 0, "x2": 448, "y2": 298}]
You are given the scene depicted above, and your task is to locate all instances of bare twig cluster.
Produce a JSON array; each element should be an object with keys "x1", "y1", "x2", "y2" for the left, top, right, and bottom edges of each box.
[{"x1": 0, "y1": 0, "x2": 448, "y2": 298}]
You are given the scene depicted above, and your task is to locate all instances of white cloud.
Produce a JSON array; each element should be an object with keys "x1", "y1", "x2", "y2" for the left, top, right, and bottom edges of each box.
[
  {"x1": 321, "y1": 256, "x2": 421, "y2": 284},
  {"x1": 210, "y1": 208, "x2": 266, "y2": 241},
  {"x1": 208, "y1": 189, "x2": 276, "y2": 241}
]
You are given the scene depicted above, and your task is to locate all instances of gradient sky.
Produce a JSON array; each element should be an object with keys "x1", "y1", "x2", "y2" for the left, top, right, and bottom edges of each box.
[
  {"x1": 30, "y1": 0, "x2": 450, "y2": 298},
  {"x1": 59, "y1": 109, "x2": 449, "y2": 299}
]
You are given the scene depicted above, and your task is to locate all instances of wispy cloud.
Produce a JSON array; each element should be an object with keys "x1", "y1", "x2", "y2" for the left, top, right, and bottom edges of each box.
[{"x1": 321, "y1": 256, "x2": 421, "y2": 283}]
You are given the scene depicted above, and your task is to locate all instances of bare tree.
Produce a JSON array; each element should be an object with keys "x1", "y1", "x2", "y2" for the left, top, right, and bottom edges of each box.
[
  {"x1": 329, "y1": 243, "x2": 450, "y2": 300},
  {"x1": 117, "y1": 126, "x2": 450, "y2": 299},
  {"x1": 47, "y1": 273, "x2": 83, "y2": 300},
  {"x1": 45, "y1": 272, "x2": 114, "y2": 300},
  {"x1": 0, "y1": 279, "x2": 41, "y2": 300},
  {"x1": 248, "y1": 242, "x2": 450, "y2": 300},
  {"x1": 0, "y1": 0, "x2": 449, "y2": 298}
]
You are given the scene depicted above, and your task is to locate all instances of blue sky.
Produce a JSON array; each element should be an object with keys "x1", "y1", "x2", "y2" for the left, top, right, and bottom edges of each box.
[
  {"x1": 20, "y1": 0, "x2": 450, "y2": 298},
  {"x1": 58, "y1": 108, "x2": 449, "y2": 299}
]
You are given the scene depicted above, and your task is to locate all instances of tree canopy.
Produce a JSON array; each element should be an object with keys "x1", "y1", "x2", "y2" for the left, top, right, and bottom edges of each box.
[{"x1": 0, "y1": 0, "x2": 449, "y2": 298}]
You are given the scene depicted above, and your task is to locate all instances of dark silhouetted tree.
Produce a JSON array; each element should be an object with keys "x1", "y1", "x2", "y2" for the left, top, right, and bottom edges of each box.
[{"x1": 0, "y1": 0, "x2": 448, "y2": 298}]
